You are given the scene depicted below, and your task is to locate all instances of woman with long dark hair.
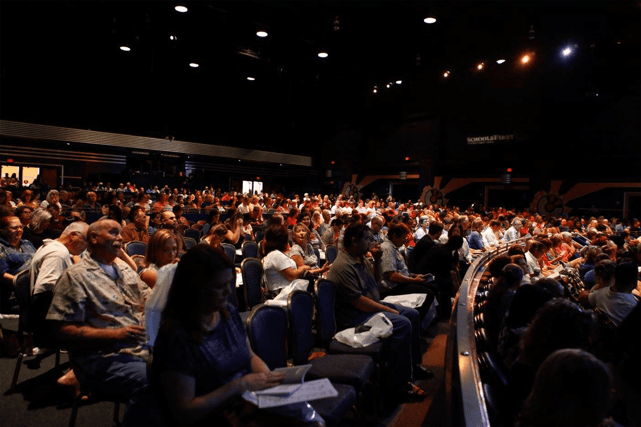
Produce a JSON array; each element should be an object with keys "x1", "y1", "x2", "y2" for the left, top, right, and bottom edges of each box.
[{"x1": 152, "y1": 245, "x2": 323, "y2": 426}]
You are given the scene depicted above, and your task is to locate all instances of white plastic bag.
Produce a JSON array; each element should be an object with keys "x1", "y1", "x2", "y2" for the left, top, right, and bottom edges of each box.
[
  {"x1": 334, "y1": 312, "x2": 393, "y2": 348},
  {"x1": 264, "y1": 279, "x2": 309, "y2": 307}
]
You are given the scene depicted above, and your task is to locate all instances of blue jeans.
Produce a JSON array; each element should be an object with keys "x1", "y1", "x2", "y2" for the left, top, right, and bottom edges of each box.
[
  {"x1": 75, "y1": 354, "x2": 159, "y2": 425},
  {"x1": 345, "y1": 302, "x2": 421, "y2": 386}
]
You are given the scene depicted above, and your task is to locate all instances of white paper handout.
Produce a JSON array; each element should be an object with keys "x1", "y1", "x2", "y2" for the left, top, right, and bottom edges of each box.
[{"x1": 242, "y1": 364, "x2": 338, "y2": 408}]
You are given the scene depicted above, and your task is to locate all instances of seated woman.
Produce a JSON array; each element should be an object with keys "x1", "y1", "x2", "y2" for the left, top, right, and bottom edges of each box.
[
  {"x1": 201, "y1": 224, "x2": 229, "y2": 251},
  {"x1": 152, "y1": 245, "x2": 324, "y2": 426},
  {"x1": 17, "y1": 189, "x2": 38, "y2": 209},
  {"x1": 262, "y1": 225, "x2": 310, "y2": 299},
  {"x1": 241, "y1": 213, "x2": 255, "y2": 242},
  {"x1": 290, "y1": 224, "x2": 331, "y2": 278},
  {"x1": 297, "y1": 212, "x2": 325, "y2": 252},
  {"x1": 223, "y1": 208, "x2": 244, "y2": 249},
  {"x1": 140, "y1": 229, "x2": 180, "y2": 288},
  {"x1": 467, "y1": 218, "x2": 486, "y2": 251},
  {"x1": 21, "y1": 207, "x2": 55, "y2": 249}
]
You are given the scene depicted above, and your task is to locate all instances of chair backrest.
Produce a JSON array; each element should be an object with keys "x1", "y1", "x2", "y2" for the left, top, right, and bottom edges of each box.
[
  {"x1": 241, "y1": 258, "x2": 264, "y2": 310},
  {"x1": 313, "y1": 248, "x2": 321, "y2": 265},
  {"x1": 241, "y1": 241, "x2": 258, "y2": 260},
  {"x1": 246, "y1": 305, "x2": 288, "y2": 370},
  {"x1": 183, "y1": 237, "x2": 197, "y2": 251},
  {"x1": 314, "y1": 279, "x2": 338, "y2": 349},
  {"x1": 226, "y1": 271, "x2": 239, "y2": 309},
  {"x1": 221, "y1": 243, "x2": 236, "y2": 264},
  {"x1": 254, "y1": 231, "x2": 265, "y2": 245},
  {"x1": 12, "y1": 269, "x2": 33, "y2": 334},
  {"x1": 201, "y1": 223, "x2": 211, "y2": 237},
  {"x1": 287, "y1": 290, "x2": 315, "y2": 366},
  {"x1": 325, "y1": 245, "x2": 338, "y2": 264},
  {"x1": 184, "y1": 228, "x2": 201, "y2": 241},
  {"x1": 125, "y1": 241, "x2": 147, "y2": 257}
]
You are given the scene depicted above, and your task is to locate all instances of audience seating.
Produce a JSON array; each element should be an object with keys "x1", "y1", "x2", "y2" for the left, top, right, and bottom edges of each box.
[
  {"x1": 324, "y1": 245, "x2": 338, "y2": 264},
  {"x1": 286, "y1": 290, "x2": 375, "y2": 394},
  {"x1": 240, "y1": 258, "x2": 264, "y2": 311},
  {"x1": 241, "y1": 241, "x2": 258, "y2": 260},
  {"x1": 183, "y1": 228, "x2": 201, "y2": 241},
  {"x1": 183, "y1": 237, "x2": 197, "y2": 251},
  {"x1": 220, "y1": 242, "x2": 236, "y2": 264},
  {"x1": 246, "y1": 304, "x2": 358, "y2": 424},
  {"x1": 9, "y1": 270, "x2": 61, "y2": 393},
  {"x1": 124, "y1": 241, "x2": 146, "y2": 257}
]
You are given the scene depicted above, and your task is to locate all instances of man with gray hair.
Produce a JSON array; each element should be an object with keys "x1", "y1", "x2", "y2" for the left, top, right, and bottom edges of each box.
[
  {"x1": 46, "y1": 219, "x2": 151, "y2": 422},
  {"x1": 31, "y1": 221, "x2": 89, "y2": 299},
  {"x1": 502, "y1": 218, "x2": 522, "y2": 243}
]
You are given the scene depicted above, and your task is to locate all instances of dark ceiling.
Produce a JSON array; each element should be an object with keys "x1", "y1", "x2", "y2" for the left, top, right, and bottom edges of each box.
[{"x1": 1, "y1": 1, "x2": 640, "y2": 160}]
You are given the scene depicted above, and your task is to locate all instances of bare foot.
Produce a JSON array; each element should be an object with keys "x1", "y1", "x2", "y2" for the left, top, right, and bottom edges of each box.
[{"x1": 57, "y1": 370, "x2": 89, "y2": 400}]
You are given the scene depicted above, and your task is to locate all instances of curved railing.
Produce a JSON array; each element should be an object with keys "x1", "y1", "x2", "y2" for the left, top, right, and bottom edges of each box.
[{"x1": 446, "y1": 238, "x2": 529, "y2": 427}]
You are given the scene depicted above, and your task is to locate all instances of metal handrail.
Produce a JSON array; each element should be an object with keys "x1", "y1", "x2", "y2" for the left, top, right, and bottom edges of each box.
[{"x1": 449, "y1": 237, "x2": 529, "y2": 426}]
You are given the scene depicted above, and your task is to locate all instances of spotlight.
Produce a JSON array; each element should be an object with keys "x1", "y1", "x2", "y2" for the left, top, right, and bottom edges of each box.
[
  {"x1": 424, "y1": 16, "x2": 436, "y2": 24},
  {"x1": 256, "y1": 30, "x2": 268, "y2": 38},
  {"x1": 477, "y1": 63, "x2": 484, "y2": 70},
  {"x1": 189, "y1": 62, "x2": 199, "y2": 68},
  {"x1": 521, "y1": 55, "x2": 530, "y2": 64},
  {"x1": 396, "y1": 80, "x2": 402, "y2": 84},
  {"x1": 175, "y1": 5, "x2": 188, "y2": 13},
  {"x1": 562, "y1": 47, "x2": 572, "y2": 57},
  {"x1": 318, "y1": 51, "x2": 329, "y2": 58},
  {"x1": 443, "y1": 71, "x2": 450, "y2": 77},
  {"x1": 496, "y1": 59, "x2": 506, "y2": 64},
  {"x1": 120, "y1": 46, "x2": 131, "y2": 51}
]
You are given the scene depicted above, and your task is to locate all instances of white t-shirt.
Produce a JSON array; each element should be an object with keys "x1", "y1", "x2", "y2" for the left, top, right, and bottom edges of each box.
[{"x1": 262, "y1": 250, "x2": 296, "y2": 292}]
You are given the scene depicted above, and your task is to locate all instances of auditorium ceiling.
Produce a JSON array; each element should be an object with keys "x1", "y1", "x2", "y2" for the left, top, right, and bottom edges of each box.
[{"x1": 1, "y1": 1, "x2": 639, "y2": 164}]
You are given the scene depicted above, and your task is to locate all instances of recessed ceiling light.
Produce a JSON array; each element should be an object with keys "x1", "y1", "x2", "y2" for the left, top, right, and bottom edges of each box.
[
  {"x1": 496, "y1": 59, "x2": 506, "y2": 64},
  {"x1": 247, "y1": 76, "x2": 255, "y2": 81},
  {"x1": 521, "y1": 55, "x2": 530, "y2": 64},
  {"x1": 175, "y1": 5, "x2": 188, "y2": 13},
  {"x1": 256, "y1": 31, "x2": 268, "y2": 38},
  {"x1": 189, "y1": 62, "x2": 199, "y2": 68},
  {"x1": 443, "y1": 71, "x2": 450, "y2": 77},
  {"x1": 170, "y1": 35, "x2": 177, "y2": 41},
  {"x1": 318, "y1": 51, "x2": 328, "y2": 58},
  {"x1": 120, "y1": 46, "x2": 131, "y2": 52},
  {"x1": 396, "y1": 80, "x2": 402, "y2": 84},
  {"x1": 477, "y1": 63, "x2": 484, "y2": 70},
  {"x1": 424, "y1": 16, "x2": 436, "y2": 24},
  {"x1": 562, "y1": 47, "x2": 572, "y2": 57}
]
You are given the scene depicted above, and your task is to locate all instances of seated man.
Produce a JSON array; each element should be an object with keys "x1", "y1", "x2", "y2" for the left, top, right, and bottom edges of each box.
[
  {"x1": 326, "y1": 224, "x2": 431, "y2": 402},
  {"x1": 380, "y1": 223, "x2": 436, "y2": 328},
  {"x1": 46, "y1": 219, "x2": 152, "y2": 422},
  {"x1": 579, "y1": 261, "x2": 639, "y2": 326},
  {"x1": 121, "y1": 206, "x2": 150, "y2": 244},
  {"x1": 407, "y1": 221, "x2": 443, "y2": 274},
  {"x1": 482, "y1": 220, "x2": 502, "y2": 248},
  {"x1": 0, "y1": 215, "x2": 37, "y2": 313},
  {"x1": 30, "y1": 221, "x2": 89, "y2": 393}
]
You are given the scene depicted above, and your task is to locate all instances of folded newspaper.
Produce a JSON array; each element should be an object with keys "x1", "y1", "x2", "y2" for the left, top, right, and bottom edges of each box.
[{"x1": 242, "y1": 365, "x2": 338, "y2": 408}]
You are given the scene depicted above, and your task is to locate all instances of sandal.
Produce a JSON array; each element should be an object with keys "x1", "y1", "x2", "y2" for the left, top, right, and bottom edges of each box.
[{"x1": 396, "y1": 382, "x2": 427, "y2": 401}]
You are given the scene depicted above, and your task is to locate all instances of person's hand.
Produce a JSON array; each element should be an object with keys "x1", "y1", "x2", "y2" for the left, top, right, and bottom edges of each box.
[
  {"x1": 320, "y1": 263, "x2": 331, "y2": 274},
  {"x1": 370, "y1": 243, "x2": 382, "y2": 262},
  {"x1": 239, "y1": 372, "x2": 285, "y2": 392},
  {"x1": 117, "y1": 325, "x2": 147, "y2": 343}
]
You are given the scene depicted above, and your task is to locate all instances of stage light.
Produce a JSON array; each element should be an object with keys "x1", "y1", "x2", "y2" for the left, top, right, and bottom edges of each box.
[
  {"x1": 318, "y1": 51, "x2": 328, "y2": 58},
  {"x1": 175, "y1": 5, "x2": 188, "y2": 13},
  {"x1": 562, "y1": 47, "x2": 572, "y2": 57},
  {"x1": 496, "y1": 59, "x2": 506, "y2": 64},
  {"x1": 256, "y1": 31, "x2": 268, "y2": 38},
  {"x1": 120, "y1": 46, "x2": 131, "y2": 51},
  {"x1": 189, "y1": 62, "x2": 199, "y2": 68},
  {"x1": 521, "y1": 55, "x2": 530, "y2": 64},
  {"x1": 424, "y1": 16, "x2": 436, "y2": 24}
]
